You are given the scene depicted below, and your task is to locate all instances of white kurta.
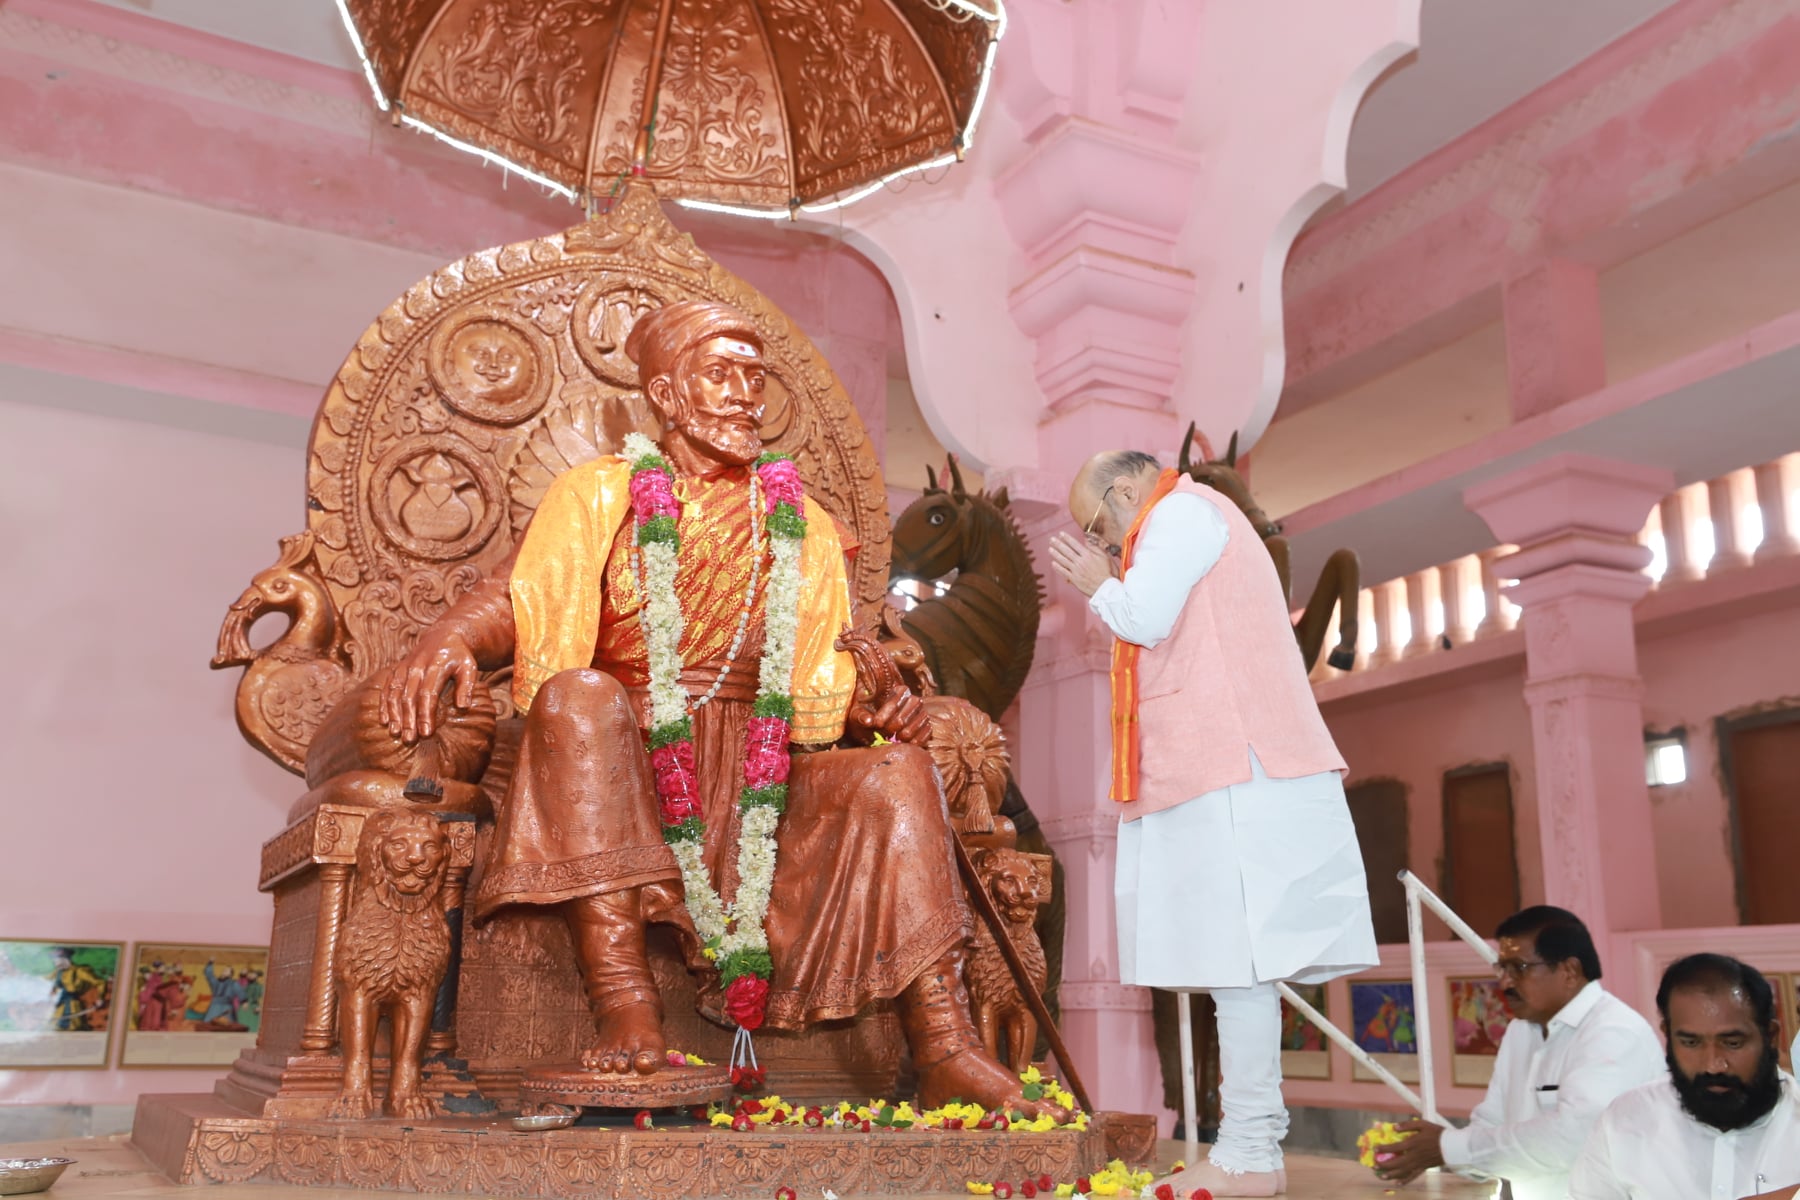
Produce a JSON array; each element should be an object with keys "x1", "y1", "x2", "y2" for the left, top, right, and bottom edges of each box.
[
  {"x1": 1570, "y1": 1073, "x2": 1800, "y2": 1200},
  {"x1": 1092, "y1": 492, "x2": 1377, "y2": 990},
  {"x1": 1439, "y1": 981, "x2": 1665, "y2": 1200}
]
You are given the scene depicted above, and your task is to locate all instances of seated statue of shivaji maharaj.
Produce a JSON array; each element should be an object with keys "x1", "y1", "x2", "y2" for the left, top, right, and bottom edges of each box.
[{"x1": 377, "y1": 298, "x2": 1050, "y2": 1116}]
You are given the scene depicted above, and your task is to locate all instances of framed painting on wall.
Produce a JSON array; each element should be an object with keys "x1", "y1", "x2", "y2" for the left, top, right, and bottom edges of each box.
[
  {"x1": 0, "y1": 939, "x2": 122, "y2": 1069},
  {"x1": 1350, "y1": 980, "x2": 1419, "y2": 1084},
  {"x1": 1449, "y1": 976, "x2": 1511, "y2": 1086},
  {"x1": 1280, "y1": 983, "x2": 1331, "y2": 1080},
  {"x1": 121, "y1": 943, "x2": 267, "y2": 1067}
]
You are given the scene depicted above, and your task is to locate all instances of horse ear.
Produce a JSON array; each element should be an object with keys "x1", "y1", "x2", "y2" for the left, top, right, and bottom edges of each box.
[
  {"x1": 946, "y1": 454, "x2": 968, "y2": 498},
  {"x1": 925, "y1": 464, "x2": 939, "y2": 493},
  {"x1": 1178, "y1": 422, "x2": 1196, "y2": 473},
  {"x1": 990, "y1": 486, "x2": 1011, "y2": 509},
  {"x1": 1225, "y1": 431, "x2": 1239, "y2": 468}
]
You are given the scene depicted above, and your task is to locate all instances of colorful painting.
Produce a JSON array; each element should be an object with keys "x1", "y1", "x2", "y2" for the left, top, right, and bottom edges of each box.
[
  {"x1": 0, "y1": 939, "x2": 122, "y2": 1068},
  {"x1": 1450, "y1": 977, "x2": 1512, "y2": 1085},
  {"x1": 121, "y1": 943, "x2": 267, "y2": 1067},
  {"x1": 1279, "y1": 983, "x2": 1330, "y2": 1080},
  {"x1": 1350, "y1": 980, "x2": 1419, "y2": 1083}
]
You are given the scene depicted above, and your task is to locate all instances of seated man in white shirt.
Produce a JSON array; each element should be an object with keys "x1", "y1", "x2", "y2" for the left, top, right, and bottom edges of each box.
[
  {"x1": 1376, "y1": 906, "x2": 1662, "y2": 1200},
  {"x1": 1572, "y1": 953, "x2": 1800, "y2": 1200}
]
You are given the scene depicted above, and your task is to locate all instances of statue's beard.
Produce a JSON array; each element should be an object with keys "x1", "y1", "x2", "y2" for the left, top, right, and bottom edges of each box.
[
  {"x1": 679, "y1": 420, "x2": 761, "y2": 467},
  {"x1": 1669, "y1": 1042, "x2": 1781, "y2": 1131}
]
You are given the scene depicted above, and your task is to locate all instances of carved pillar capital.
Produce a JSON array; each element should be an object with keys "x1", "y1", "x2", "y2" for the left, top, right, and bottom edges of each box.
[{"x1": 1462, "y1": 455, "x2": 1670, "y2": 939}]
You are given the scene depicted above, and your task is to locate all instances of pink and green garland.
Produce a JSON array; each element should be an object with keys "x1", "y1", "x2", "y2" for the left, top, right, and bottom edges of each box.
[{"x1": 622, "y1": 433, "x2": 806, "y2": 1044}]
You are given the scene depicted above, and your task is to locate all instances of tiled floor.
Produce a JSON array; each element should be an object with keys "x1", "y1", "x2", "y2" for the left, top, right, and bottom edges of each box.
[{"x1": 1, "y1": 1133, "x2": 1498, "y2": 1200}]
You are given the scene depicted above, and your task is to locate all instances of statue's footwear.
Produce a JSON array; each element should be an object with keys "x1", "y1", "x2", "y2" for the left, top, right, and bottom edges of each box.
[
  {"x1": 897, "y1": 946, "x2": 1063, "y2": 1120},
  {"x1": 1145, "y1": 1161, "x2": 1280, "y2": 1198},
  {"x1": 565, "y1": 888, "x2": 667, "y2": 1075}
]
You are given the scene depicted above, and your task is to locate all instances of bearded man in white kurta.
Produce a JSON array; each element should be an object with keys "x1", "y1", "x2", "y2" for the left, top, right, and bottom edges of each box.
[{"x1": 1049, "y1": 450, "x2": 1378, "y2": 1198}]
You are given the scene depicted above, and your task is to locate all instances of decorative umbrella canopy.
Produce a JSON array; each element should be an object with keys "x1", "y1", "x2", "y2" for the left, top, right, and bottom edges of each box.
[{"x1": 336, "y1": 0, "x2": 1004, "y2": 216}]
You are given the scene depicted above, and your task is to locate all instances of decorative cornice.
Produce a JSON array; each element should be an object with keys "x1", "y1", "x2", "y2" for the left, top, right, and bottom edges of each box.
[
  {"x1": 0, "y1": 4, "x2": 372, "y2": 135},
  {"x1": 1038, "y1": 811, "x2": 1119, "y2": 845},
  {"x1": 1521, "y1": 673, "x2": 1646, "y2": 706},
  {"x1": 1286, "y1": 0, "x2": 1785, "y2": 294}
]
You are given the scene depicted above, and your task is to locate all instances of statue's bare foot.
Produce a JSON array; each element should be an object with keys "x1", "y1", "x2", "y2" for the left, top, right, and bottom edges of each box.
[
  {"x1": 578, "y1": 1001, "x2": 666, "y2": 1075},
  {"x1": 386, "y1": 1090, "x2": 441, "y2": 1121},
  {"x1": 329, "y1": 1089, "x2": 375, "y2": 1120},
  {"x1": 919, "y1": 1047, "x2": 1067, "y2": 1121}
]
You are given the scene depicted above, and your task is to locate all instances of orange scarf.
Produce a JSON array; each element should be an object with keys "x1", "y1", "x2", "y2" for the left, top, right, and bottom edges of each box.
[{"x1": 1108, "y1": 468, "x2": 1182, "y2": 803}]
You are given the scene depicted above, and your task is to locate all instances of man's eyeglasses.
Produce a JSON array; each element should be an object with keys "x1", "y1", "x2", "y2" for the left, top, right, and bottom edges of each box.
[
  {"x1": 1082, "y1": 484, "x2": 1117, "y2": 540},
  {"x1": 1493, "y1": 958, "x2": 1552, "y2": 980}
]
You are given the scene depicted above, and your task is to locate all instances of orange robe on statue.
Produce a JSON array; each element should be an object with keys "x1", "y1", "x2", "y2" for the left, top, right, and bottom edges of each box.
[{"x1": 469, "y1": 458, "x2": 968, "y2": 1029}]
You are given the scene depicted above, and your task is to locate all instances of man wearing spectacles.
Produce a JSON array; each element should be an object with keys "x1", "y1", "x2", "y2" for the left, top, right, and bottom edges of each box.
[
  {"x1": 1048, "y1": 448, "x2": 1377, "y2": 1197},
  {"x1": 1376, "y1": 906, "x2": 1662, "y2": 1199}
]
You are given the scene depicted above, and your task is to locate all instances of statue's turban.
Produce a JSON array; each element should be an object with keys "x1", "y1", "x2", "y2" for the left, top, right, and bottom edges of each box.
[{"x1": 624, "y1": 300, "x2": 764, "y2": 390}]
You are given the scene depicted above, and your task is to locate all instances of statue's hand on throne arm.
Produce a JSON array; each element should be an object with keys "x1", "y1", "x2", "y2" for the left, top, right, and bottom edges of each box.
[
  {"x1": 847, "y1": 690, "x2": 932, "y2": 747},
  {"x1": 381, "y1": 550, "x2": 520, "y2": 744}
]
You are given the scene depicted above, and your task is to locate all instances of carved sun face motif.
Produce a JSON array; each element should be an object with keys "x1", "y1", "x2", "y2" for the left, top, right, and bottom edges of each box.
[
  {"x1": 380, "y1": 827, "x2": 448, "y2": 894},
  {"x1": 449, "y1": 322, "x2": 534, "y2": 404}
]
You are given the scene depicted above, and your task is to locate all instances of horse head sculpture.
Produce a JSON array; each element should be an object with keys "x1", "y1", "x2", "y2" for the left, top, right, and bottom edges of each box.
[{"x1": 1178, "y1": 423, "x2": 1360, "y2": 673}]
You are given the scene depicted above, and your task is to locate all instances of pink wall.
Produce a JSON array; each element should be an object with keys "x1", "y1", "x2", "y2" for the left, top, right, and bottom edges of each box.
[
  {"x1": 1637, "y1": 596, "x2": 1800, "y2": 928},
  {"x1": 0, "y1": 388, "x2": 298, "y2": 1106},
  {"x1": 1316, "y1": 570, "x2": 1800, "y2": 941},
  {"x1": 1324, "y1": 665, "x2": 1541, "y2": 913}
]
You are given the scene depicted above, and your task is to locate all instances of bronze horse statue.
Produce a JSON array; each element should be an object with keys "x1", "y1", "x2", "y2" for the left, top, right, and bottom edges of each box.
[
  {"x1": 1179, "y1": 424, "x2": 1360, "y2": 673},
  {"x1": 889, "y1": 456, "x2": 1043, "y2": 719},
  {"x1": 889, "y1": 456, "x2": 1063, "y2": 1043}
]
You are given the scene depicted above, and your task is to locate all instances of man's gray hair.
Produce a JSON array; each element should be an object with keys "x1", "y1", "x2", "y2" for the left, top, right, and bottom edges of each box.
[{"x1": 1095, "y1": 450, "x2": 1161, "y2": 482}]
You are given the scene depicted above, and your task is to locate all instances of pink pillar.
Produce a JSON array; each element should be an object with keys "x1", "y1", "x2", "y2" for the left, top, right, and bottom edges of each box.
[
  {"x1": 1464, "y1": 455, "x2": 1672, "y2": 946},
  {"x1": 1502, "y1": 261, "x2": 1606, "y2": 421}
]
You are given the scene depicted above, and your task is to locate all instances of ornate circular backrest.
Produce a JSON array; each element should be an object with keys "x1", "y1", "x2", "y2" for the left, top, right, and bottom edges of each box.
[{"x1": 304, "y1": 182, "x2": 889, "y2": 685}]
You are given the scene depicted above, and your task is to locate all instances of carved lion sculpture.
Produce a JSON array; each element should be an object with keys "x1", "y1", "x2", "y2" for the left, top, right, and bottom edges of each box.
[
  {"x1": 331, "y1": 809, "x2": 453, "y2": 1120},
  {"x1": 965, "y1": 845, "x2": 1049, "y2": 1075},
  {"x1": 920, "y1": 694, "x2": 1011, "y2": 843}
]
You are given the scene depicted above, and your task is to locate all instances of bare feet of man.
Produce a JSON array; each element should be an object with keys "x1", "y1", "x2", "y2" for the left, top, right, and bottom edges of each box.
[{"x1": 1144, "y1": 1161, "x2": 1281, "y2": 1198}]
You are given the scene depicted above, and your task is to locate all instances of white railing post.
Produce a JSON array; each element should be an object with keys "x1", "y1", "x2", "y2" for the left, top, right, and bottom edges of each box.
[
  {"x1": 1275, "y1": 873, "x2": 1496, "y2": 1126},
  {"x1": 1405, "y1": 883, "x2": 1440, "y2": 1123},
  {"x1": 1274, "y1": 982, "x2": 1428, "y2": 1115}
]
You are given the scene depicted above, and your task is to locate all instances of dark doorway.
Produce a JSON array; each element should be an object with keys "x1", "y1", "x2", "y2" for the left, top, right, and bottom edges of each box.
[
  {"x1": 1345, "y1": 779, "x2": 1410, "y2": 943},
  {"x1": 1719, "y1": 708, "x2": 1800, "y2": 925},
  {"x1": 1442, "y1": 764, "x2": 1521, "y2": 939}
]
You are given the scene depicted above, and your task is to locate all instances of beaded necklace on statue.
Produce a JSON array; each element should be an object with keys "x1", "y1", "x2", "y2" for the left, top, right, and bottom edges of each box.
[{"x1": 621, "y1": 433, "x2": 806, "y2": 1058}]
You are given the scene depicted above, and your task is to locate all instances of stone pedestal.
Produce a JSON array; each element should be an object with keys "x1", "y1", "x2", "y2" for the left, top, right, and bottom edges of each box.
[
  {"x1": 1464, "y1": 455, "x2": 1673, "y2": 942},
  {"x1": 131, "y1": 1093, "x2": 1151, "y2": 1197}
]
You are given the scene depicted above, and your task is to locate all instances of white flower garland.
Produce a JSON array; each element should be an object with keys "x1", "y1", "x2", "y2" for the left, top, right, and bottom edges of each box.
[{"x1": 620, "y1": 433, "x2": 806, "y2": 1027}]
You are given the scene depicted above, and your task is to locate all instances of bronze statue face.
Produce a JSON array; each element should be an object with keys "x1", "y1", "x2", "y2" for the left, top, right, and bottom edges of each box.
[
  {"x1": 379, "y1": 825, "x2": 448, "y2": 895},
  {"x1": 648, "y1": 335, "x2": 769, "y2": 469}
]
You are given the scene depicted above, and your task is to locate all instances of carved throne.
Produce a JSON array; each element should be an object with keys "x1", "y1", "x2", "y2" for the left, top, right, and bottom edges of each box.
[{"x1": 212, "y1": 183, "x2": 914, "y2": 1118}]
